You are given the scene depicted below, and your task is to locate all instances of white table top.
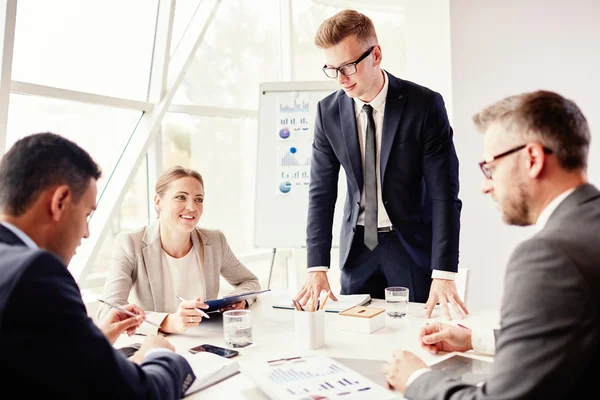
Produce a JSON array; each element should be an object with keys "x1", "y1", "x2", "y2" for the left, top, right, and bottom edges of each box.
[{"x1": 115, "y1": 290, "x2": 498, "y2": 399}]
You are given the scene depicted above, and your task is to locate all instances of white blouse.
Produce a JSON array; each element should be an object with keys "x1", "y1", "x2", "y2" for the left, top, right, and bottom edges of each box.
[{"x1": 159, "y1": 247, "x2": 206, "y2": 313}]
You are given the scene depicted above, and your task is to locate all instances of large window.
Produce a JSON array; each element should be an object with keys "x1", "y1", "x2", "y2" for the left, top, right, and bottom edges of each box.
[
  {"x1": 172, "y1": 0, "x2": 281, "y2": 109},
  {"x1": 12, "y1": 0, "x2": 158, "y2": 100},
  {"x1": 6, "y1": 94, "x2": 142, "y2": 196}
]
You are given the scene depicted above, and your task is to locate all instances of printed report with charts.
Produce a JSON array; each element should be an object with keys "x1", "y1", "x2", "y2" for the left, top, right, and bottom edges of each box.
[
  {"x1": 272, "y1": 294, "x2": 372, "y2": 313},
  {"x1": 243, "y1": 355, "x2": 396, "y2": 400}
]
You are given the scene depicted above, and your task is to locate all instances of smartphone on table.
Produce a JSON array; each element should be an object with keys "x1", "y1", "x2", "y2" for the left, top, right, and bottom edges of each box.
[{"x1": 189, "y1": 344, "x2": 239, "y2": 358}]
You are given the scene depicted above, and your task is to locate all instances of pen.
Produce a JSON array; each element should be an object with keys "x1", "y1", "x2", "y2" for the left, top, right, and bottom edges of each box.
[
  {"x1": 176, "y1": 294, "x2": 210, "y2": 319},
  {"x1": 292, "y1": 299, "x2": 302, "y2": 311},
  {"x1": 268, "y1": 356, "x2": 303, "y2": 364},
  {"x1": 457, "y1": 323, "x2": 469, "y2": 329},
  {"x1": 98, "y1": 299, "x2": 160, "y2": 328},
  {"x1": 320, "y1": 289, "x2": 332, "y2": 310}
]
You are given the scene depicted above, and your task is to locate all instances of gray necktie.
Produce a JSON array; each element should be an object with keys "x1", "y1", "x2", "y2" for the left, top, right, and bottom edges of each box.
[{"x1": 362, "y1": 104, "x2": 378, "y2": 250}]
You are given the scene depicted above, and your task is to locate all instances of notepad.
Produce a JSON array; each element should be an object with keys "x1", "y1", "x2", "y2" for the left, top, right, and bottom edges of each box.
[
  {"x1": 272, "y1": 294, "x2": 372, "y2": 313},
  {"x1": 184, "y1": 351, "x2": 240, "y2": 395}
]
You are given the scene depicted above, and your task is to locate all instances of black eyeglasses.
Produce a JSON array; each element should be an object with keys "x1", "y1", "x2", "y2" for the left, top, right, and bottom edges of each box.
[
  {"x1": 479, "y1": 144, "x2": 553, "y2": 180},
  {"x1": 322, "y1": 46, "x2": 375, "y2": 79}
]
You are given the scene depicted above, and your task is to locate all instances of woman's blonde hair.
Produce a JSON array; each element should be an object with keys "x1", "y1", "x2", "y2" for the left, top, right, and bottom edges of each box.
[{"x1": 155, "y1": 165, "x2": 204, "y2": 217}]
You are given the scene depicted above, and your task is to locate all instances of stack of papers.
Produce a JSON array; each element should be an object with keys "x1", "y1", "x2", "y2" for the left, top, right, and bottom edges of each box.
[
  {"x1": 184, "y1": 352, "x2": 239, "y2": 395},
  {"x1": 272, "y1": 294, "x2": 372, "y2": 313}
]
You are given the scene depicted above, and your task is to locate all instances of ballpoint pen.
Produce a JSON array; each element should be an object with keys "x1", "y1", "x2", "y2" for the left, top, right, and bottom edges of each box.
[
  {"x1": 98, "y1": 299, "x2": 160, "y2": 327},
  {"x1": 176, "y1": 294, "x2": 210, "y2": 319}
]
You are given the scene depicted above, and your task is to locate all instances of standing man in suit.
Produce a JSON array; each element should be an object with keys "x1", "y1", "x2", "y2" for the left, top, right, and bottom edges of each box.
[
  {"x1": 294, "y1": 9, "x2": 467, "y2": 320},
  {"x1": 384, "y1": 90, "x2": 600, "y2": 399},
  {"x1": 0, "y1": 133, "x2": 196, "y2": 399}
]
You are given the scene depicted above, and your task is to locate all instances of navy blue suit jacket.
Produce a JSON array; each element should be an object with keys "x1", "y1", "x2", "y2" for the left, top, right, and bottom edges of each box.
[
  {"x1": 0, "y1": 224, "x2": 194, "y2": 399},
  {"x1": 306, "y1": 72, "x2": 461, "y2": 275}
]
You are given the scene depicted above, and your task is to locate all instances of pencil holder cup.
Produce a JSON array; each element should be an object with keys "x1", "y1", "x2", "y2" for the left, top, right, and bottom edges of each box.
[{"x1": 294, "y1": 309, "x2": 325, "y2": 350}]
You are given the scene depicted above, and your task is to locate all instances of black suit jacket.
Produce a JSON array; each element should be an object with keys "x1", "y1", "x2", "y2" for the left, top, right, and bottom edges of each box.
[
  {"x1": 306, "y1": 71, "x2": 461, "y2": 274},
  {"x1": 0, "y1": 224, "x2": 195, "y2": 399}
]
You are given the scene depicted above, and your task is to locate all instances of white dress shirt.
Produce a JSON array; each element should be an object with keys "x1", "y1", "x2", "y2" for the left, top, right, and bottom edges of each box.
[{"x1": 308, "y1": 71, "x2": 455, "y2": 281}]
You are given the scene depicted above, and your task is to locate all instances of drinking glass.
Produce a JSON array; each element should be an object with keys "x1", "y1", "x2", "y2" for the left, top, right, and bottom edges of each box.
[
  {"x1": 223, "y1": 310, "x2": 253, "y2": 348},
  {"x1": 385, "y1": 287, "x2": 409, "y2": 318}
]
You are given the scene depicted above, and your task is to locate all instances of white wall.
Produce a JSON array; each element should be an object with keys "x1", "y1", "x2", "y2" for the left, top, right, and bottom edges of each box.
[{"x1": 450, "y1": 0, "x2": 600, "y2": 310}]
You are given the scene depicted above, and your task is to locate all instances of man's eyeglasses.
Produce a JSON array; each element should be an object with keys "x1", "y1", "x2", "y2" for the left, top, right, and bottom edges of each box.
[
  {"x1": 479, "y1": 144, "x2": 553, "y2": 180},
  {"x1": 322, "y1": 46, "x2": 375, "y2": 79}
]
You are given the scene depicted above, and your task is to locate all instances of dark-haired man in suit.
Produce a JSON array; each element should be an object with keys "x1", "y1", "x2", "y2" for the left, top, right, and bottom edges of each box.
[{"x1": 0, "y1": 132, "x2": 195, "y2": 399}]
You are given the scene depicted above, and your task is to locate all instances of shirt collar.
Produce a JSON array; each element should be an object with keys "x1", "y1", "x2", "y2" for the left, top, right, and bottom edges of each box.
[
  {"x1": 0, "y1": 221, "x2": 39, "y2": 249},
  {"x1": 535, "y1": 188, "x2": 576, "y2": 232},
  {"x1": 354, "y1": 70, "x2": 389, "y2": 117}
]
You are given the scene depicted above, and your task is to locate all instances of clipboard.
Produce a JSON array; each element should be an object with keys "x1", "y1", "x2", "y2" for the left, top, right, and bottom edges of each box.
[{"x1": 205, "y1": 289, "x2": 271, "y2": 312}]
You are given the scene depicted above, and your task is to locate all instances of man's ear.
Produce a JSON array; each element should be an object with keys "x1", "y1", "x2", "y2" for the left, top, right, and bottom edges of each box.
[
  {"x1": 372, "y1": 44, "x2": 383, "y2": 66},
  {"x1": 49, "y1": 185, "x2": 72, "y2": 222},
  {"x1": 526, "y1": 143, "x2": 547, "y2": 179}
]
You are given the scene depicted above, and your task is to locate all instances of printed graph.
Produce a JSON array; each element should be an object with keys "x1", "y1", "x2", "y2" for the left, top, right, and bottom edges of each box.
[
  {"x1": 276, "y1": 145, "x2": 310, "y2": 195},
  {"x1": 245, "y1": 356, "x2": 393, "y2": 400}
]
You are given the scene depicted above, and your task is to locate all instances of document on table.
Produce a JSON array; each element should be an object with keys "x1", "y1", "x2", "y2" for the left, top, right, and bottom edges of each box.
[{"x1": 242, "y1": 355, "x2": 397, "y2": 399}]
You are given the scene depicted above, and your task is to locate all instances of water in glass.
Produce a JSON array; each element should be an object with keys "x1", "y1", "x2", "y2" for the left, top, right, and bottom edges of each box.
[
  {"x1": 223, "y1": 310, "x2": 253, "y2": 348},
  {"x1": 385, "y1": 287, "x2": 409, "y2": 318}
]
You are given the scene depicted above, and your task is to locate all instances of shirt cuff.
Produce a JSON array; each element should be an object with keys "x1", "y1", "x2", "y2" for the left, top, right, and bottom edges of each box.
[
  {"x1": 144, "y1": 348, "x2": 173, "y2": 359},
  {"x1": 406, "y1": 367, "x2": 432, "y2": 387},
  {"x1": 471, "y1": 327, "x2": 496, "y2": 355},
  {"x1": 307, "y1": 266, "x2": 329, "y2": 272},
  {"x1": 431, "y1": 270, "x2": 456, "y2": 280}
]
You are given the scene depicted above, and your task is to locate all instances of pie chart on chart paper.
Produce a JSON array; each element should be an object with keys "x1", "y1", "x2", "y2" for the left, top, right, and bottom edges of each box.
[
  {"x1": 279, "y1": 127, "x2": 290, "y2": 139},
  {"x1": 279, "y1": 181, "x2": 292, "y2": 194}
]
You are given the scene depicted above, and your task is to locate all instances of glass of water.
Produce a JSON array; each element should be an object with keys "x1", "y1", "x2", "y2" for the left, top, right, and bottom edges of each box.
[
  {"x1": 385, "y1": 286, "x2": 409, "y2": 318},
  {"x1": 223, "y1": 310, "x2": 253, "y2": 348}
]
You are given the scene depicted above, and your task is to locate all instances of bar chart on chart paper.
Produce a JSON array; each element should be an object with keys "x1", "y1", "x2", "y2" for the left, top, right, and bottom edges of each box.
[
  {"x1": 276, "y1": 145, "x2": 311, "y2": 195},
  {"x1": 276, "y1": 93, "x2": 312, "y2": 142},
  {"x1": 244, "y1": 356, "x2": 394, "y2": 400}
]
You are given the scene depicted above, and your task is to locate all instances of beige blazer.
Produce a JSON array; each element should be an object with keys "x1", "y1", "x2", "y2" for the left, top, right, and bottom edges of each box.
[{"x1": 96, "y1": 219, "x2": 260, "y2": 331}]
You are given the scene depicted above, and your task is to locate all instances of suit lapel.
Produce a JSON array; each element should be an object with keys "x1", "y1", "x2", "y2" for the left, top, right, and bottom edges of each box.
[
  {"x1": 141, "y1": 220, "x2": 162, "y2": 311},
  {"x1": 381, "y1": 73, "x2": 406, "y2": 184},
  {"x1": 338, "y1": 93, "x2": 363, "y2": 190},
  {"x1": 202, "y1": 235, "x2": 214, "y2": 299}
]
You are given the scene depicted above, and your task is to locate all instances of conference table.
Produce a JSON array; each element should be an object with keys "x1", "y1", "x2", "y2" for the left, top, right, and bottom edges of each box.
[{"x1": 115, "y1": 290, "x2": 498, "y2": 399}]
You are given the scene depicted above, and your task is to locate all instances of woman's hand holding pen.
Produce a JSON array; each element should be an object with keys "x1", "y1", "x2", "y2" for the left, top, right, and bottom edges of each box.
[
  {"x1": 98, "y1": 303, "x2": 146, "y2": 344},
  {"x1": 161, "y1": 297, "x2": 209, "y2": 334}
]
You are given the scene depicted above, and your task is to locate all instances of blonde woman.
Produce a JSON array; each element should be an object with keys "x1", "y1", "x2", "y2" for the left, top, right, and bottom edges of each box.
[{"x1": 97, "y1": 166, "x2": 260, "y2": 334}]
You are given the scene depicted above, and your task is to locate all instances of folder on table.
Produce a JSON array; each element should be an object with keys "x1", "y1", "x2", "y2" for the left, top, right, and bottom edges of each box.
[{"x1": 272, "y1": 294, "x2": 371, "y2": 313}]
